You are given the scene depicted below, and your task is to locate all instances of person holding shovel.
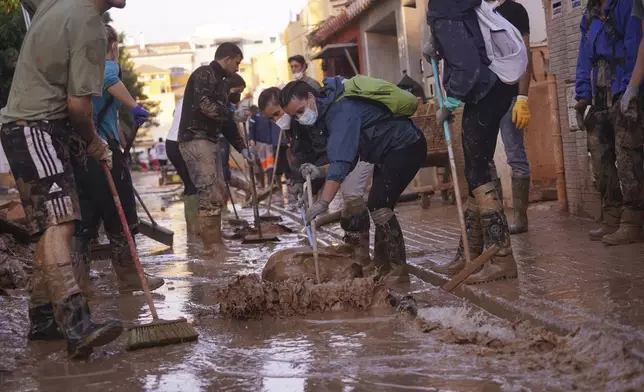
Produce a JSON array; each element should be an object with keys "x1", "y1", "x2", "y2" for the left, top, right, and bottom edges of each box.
[
  {"x1": 177, "y1": 43, "x2": 253, "y2": 250},
  {"x1": 71, "y1": 24, "x2": 165, "y2": 296},
  {"x1": 279, "y1": 79, "x2": 426, "y2": 284},
  {"x1": 425, "y1": 0, "x2": 524, "y2": 284},
  {"x1": 259, "y1": 87, "x2": 374, "y2": 264},
  {"x1": 0, "y1": 0, "x2": 126, "y2": 358}
]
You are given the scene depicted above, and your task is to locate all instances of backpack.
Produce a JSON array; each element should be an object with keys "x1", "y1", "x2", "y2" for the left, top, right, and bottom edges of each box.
[
  {"x1": 476, "y1": 0, "x2": 528, "y2": 84},
  {"x1": 336, "y1": 75, "x2": 419, "y2": 117}
]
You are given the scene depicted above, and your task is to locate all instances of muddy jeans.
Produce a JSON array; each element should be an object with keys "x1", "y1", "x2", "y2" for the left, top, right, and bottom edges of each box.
[
  {"x1": 612, "y1": 93, "x2": 644, "y2": 211},
  {"x1": 585, "y1": 106, "x2": 623, "y2": 210},
  {"x1": 329, "y1": 161, "x2": 374, "y2": 213},
  {"x1": 462, "y1": 79, "x2": 516, "y2": 195},
  {"x1": 179, "y1": 139, "x2": 227, "y2": 217},
  {"x1": 167, "y1": 140, "x2": 197, "y2": 195},
  {"x1": 489, "y1": 97, "x2": 531, "y2": 179}
]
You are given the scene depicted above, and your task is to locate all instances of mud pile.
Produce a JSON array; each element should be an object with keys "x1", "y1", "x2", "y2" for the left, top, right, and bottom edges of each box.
[
  {"x1": 417, "y1": 307, "x2": 644, "y2": 390},
  {"x1": 0, "y1": 233, "x2": 33, "y2": 292},
  {"x1": 217, "y1": 274, "x2": 387, "y2": 319}
]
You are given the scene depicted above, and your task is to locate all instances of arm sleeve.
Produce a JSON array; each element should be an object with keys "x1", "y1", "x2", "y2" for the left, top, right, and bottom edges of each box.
[
  {"x1": 221, "y1": 115, "x2": 247, "y2": 153},
  {"x1": 103, "y1": 62, "x2": 120, "y2": 91},
  {"x1": 621, "y1": 6, "x2": 643, "y2": 90},
  {"x1": 575, "y1": 15, "x2": 593, "y2": 101},
  {"x1": 66, "y1": 14, "x2": 106, "y2": 96},
  {"x1": 324, "y1": 104, "x2": 361, "y2": 182},
  {"x1": 515, "y1": 3, "x2": 530, "y2": 36},
  {"x1": 193, "y1": 68, "x2": 230, "y2": 123},
  {"x1": 432, "y1": 19, "x2": 481, "y2": 101}
]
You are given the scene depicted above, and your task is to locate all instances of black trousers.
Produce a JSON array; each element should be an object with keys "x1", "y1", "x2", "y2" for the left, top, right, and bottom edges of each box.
[
  {"x1": 167, "y1": 140, "x2": 197, "y2": 195},
  {"x1": 367, "y1": 134, "x2": 427, "y2": 212},
  {"x1": 74, "y1": 144, "x2": 138, "y2": 239},
  {"x1": 461, "y1": 79, "x2": 516, "y2": 195},
  {"x1": 273, "y1": 145, "x2": 291, "y2": 179}
]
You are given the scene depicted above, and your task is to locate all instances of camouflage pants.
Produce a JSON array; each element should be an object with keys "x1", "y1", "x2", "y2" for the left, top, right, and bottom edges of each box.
[
  {"x1": 585, "y1": 107, "x2": 622, "y2": 209},
  {"x1": 179, "y1": 139, "x2": 226, "y2": 217},
  {"x1": 611, "y1": 94, "x2": 644, "y2": 211}
]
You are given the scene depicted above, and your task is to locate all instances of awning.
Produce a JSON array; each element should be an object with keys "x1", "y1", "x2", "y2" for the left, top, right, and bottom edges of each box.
[
  {"x1": 308, "y1": 0, "x2": 374, "y2": 47},
  {"x1": 311, "y1": 43, "x2": 359, "y2": 75}
]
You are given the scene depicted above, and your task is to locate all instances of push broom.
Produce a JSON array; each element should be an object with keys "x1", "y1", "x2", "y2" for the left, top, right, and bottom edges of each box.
[{"x1": 102, "y1": 163, "x2": 198, "y2": 350}]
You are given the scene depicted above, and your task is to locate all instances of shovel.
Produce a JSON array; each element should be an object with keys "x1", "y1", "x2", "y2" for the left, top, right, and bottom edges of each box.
[
  {"x1": 133, "y1": 188, "x2": 174, "y2": 247},
  {"x1": 260, "y1": 128, "x2": 283, "y2": 222},
  {"x1": 226, "y1": 181, "x2": 248, "y2": 226},
  {"x1": 241, "y1": 123, "x2": 279, "y2": 244}
]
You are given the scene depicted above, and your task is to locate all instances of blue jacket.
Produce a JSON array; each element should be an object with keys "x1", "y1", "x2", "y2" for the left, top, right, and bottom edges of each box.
[
  {"x1": 248, "y1": 113, "x2": 274, "y2": 145},
  {"x1": 315, "y1": 77, "x2": 421, "y2": 182},
  {"x1": 576, "y1": 0, "x2": 642, "y2": 102},
  {"x1": 270, "y1": 121, "x2": 287, "y2": 147},
  {"x1": 427, "y1": 0, "x2": 497, "y2": 103}
]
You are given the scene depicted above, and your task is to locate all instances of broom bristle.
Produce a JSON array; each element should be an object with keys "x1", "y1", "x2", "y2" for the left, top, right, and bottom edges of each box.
[{"x1": 126, "y1": 318, "x2": 198, "y2": 351}]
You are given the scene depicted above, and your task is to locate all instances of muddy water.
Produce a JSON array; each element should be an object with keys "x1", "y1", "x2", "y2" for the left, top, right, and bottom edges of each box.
[{"x1": 0, "y1": 173, "x2": 642, "y2": 392}]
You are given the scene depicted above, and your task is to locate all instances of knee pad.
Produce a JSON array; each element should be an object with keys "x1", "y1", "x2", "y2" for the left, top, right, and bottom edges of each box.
[{"x1": 370, "y1": 208, "x2": 394, "y2": 226}]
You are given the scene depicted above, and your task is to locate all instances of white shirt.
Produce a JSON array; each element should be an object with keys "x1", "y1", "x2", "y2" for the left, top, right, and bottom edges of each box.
[
  {"x1": 166, "y1": 98, "x2": 184, "y2": 142},
  {"x1": 155, "y1": 142, "x2": 168, "y2": 160}
]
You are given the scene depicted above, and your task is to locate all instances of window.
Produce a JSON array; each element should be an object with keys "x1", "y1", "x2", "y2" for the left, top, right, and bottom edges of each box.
[
  {"x1": 195, "y1": 44, "x2": 206, "y2": 49},
  {"x1": 152, "y1": 74, "x2": 165, "y2": 80}
]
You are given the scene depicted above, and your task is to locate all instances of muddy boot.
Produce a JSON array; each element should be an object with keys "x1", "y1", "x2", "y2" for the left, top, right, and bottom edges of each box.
[
  {"x1": 255, "y1": 168, "x2": 265, "y2": 188},
  {"x1": 184, "y1": 194, "x2": 199, "y2": 235},
  {"x1": 509, "y1": 176, "x2": 530, "y2": 234},
  {"x1": 27, "y1": 303, "x2": 64, "y2": 341},
  {"x1": 199, "y1": 214, "x2": 225, "y2": 251},
  {"x1": 465, "y1": 182, "x2": 518, "y2": 284},
  {"x1": 54, "y1": 292, "x2": 123, "y2": 359},
  {"x1": 344, "y1": 231, "x2": 371, "y2": 266},
  {"x1": 588, "y1": 206, "x2": 621, "y2": 241},
  {"x1": 602, "y1": 209, "x2": 644, "y2": 246},
  {"x1": 372, "y1": 208, "x2": 409, "y2": 285},
  {"x1": 110, "y1": 234, "x2": 165, "y2": 293},
  {"x1": 432, "y1": 197, "x2": 483, "y2": 275},
  {"x1": 71, "y1": 235, "x2": 93, "y2": 294}
]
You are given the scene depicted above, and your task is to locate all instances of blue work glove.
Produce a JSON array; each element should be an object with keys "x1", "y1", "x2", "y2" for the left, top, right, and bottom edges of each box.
[
  {"x1": 305, "y1": 199, "x2": 330, "y2": 224},
  {"x1": 620, "y1": 85, "x2": 638, "y2": 114},
  {"x1": 241, "y1": 148, "x2": 254, "y2": 163},
  {"x1": 130, "y1": 104, "x2": 150, "y2": 127},
  {"x1": 435, "y1": 97, "x2": 461, "y2": 126}
]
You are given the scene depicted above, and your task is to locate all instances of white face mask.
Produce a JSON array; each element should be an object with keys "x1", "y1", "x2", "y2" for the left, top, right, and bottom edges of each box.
[
  {"x1": 293, "y1": 72, "x2": 304, "y2": 80},
  {"x1": 275, "y1": 113, "x2": 291, "y2": 130},
  {"x1": 297, "y1": 107, "x2": 317, "y2": 125}
]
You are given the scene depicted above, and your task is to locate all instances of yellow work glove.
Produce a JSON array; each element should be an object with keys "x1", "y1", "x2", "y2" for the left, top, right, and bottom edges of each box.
[{"x1": 512, "y1": 95, "x2": 530, "y2": 130}]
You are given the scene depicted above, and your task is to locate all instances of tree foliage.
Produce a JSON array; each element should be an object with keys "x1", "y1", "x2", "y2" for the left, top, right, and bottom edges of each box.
[{"x1": 0, "y1": 7, "x2": 26, "y2": 109}]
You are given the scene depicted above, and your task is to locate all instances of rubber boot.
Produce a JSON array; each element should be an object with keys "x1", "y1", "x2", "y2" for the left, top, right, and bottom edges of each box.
[
  {"x1": 372, "y1": 209, "x2": 409, "y2": 285},
  {"x1": 509, "y1": 176, "x2": 530, "y2": 234},
  {"x1": 27, "y1": 303, "x2": 64, "y2": 341},
  {"x1": 54, "y1": 292, "x2": 123, "y2": 359},
  {"x1": 199, "y1": 214, "x2": 225, "y2": 251},
  {"x1": 184, "y1": 194, "x2": 199, "y2": 235},
  {"x1": 110, "y1": 235, "x2": 165, "y2": 293},
  {"x1": 71, "y1": 236, "x2": 93, "y2": 294},
  {"x1": 432, "y1": 197, "x2": 483, "y2": 276},
  {"x1": 255, "y1": 167, "x2": 265, "y2": 188},
  {"x1": 588, "y1": 206, "x2": 621, "y2": 241},
  {"x1": 602, "y1": 209, "x2": 644, "y2": 246},
  {"x1": 343, "y1": 231, "x2": 371, "y2": 266},
  {"x1": 465, "y1": 182, "x2": 518, "y2": 284},
  {"x1": 266, "y1": 169, "x2": 274, "y2": 189}
]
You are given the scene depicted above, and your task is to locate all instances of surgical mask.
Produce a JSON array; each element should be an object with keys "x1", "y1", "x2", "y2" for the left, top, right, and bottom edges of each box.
[
  {"x1": 275, "y1": 113, "x2": 292, "y2": 130},
  {"x1": 297, "y1": 106, "x2": 317, "y2": 125},
  {"x1": 229, "y1": 92, "x2": 241, "y2": 104},
  {"x1": 293, "y1": 71, "x2": 304, "y2": 80}
]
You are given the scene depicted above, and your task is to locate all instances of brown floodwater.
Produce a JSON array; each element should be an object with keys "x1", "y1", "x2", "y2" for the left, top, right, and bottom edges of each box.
[{"x1": 1, "y1": 173, "x2": 642, "y2": 392}]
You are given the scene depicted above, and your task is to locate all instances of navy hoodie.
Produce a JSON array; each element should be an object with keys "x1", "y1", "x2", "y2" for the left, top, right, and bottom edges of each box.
[
  {"x1": 315, "y1": 77, "x2": 421, "y2": 182},
  {"x1": 427, "y1": 0, "x2": 497, "y2": 103}
]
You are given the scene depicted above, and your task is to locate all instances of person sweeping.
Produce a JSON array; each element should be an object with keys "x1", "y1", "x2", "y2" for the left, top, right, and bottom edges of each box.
[{"x1": 0, "y1": 0, "x2": 127, "y2": 358}]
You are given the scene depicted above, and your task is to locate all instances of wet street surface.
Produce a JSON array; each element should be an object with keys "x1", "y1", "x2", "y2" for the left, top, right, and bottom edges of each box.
[{"x1": 1, "y1": 173, "x2": 643, "y2": 391}]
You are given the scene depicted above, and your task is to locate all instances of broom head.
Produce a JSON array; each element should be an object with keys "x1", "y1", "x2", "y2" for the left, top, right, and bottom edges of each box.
[{"x1": 126, "y1": 318, "x2": 198, "y2": 351}]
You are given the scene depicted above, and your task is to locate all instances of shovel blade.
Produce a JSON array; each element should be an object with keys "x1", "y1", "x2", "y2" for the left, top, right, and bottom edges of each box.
[
  {"x1": 138, "y1": 219, "x2": 174, "y2": 247},
  {"x1": 259, "y1": 214, "x2": 281, "y2": 222}
]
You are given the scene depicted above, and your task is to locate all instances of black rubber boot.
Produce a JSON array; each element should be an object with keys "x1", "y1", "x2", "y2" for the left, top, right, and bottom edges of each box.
[
  {"x1": 71, "y1": 235, "x2": 92, "y2": 294},
  {"x1": 509, "y1": 176, "x2": 530, "y2": 234},
  {"x1": 341, "y1": 203, "x2": 371, "y2": 266},
  {"x1": 55, "y1": 292, "x2": 123, "y2": 359},
  {"x1": 28, "y1": 303, "x2": 64, "y2": 341},
  {"x1": 372, "y1": 209, "x2": 408, "y2": 284}
]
